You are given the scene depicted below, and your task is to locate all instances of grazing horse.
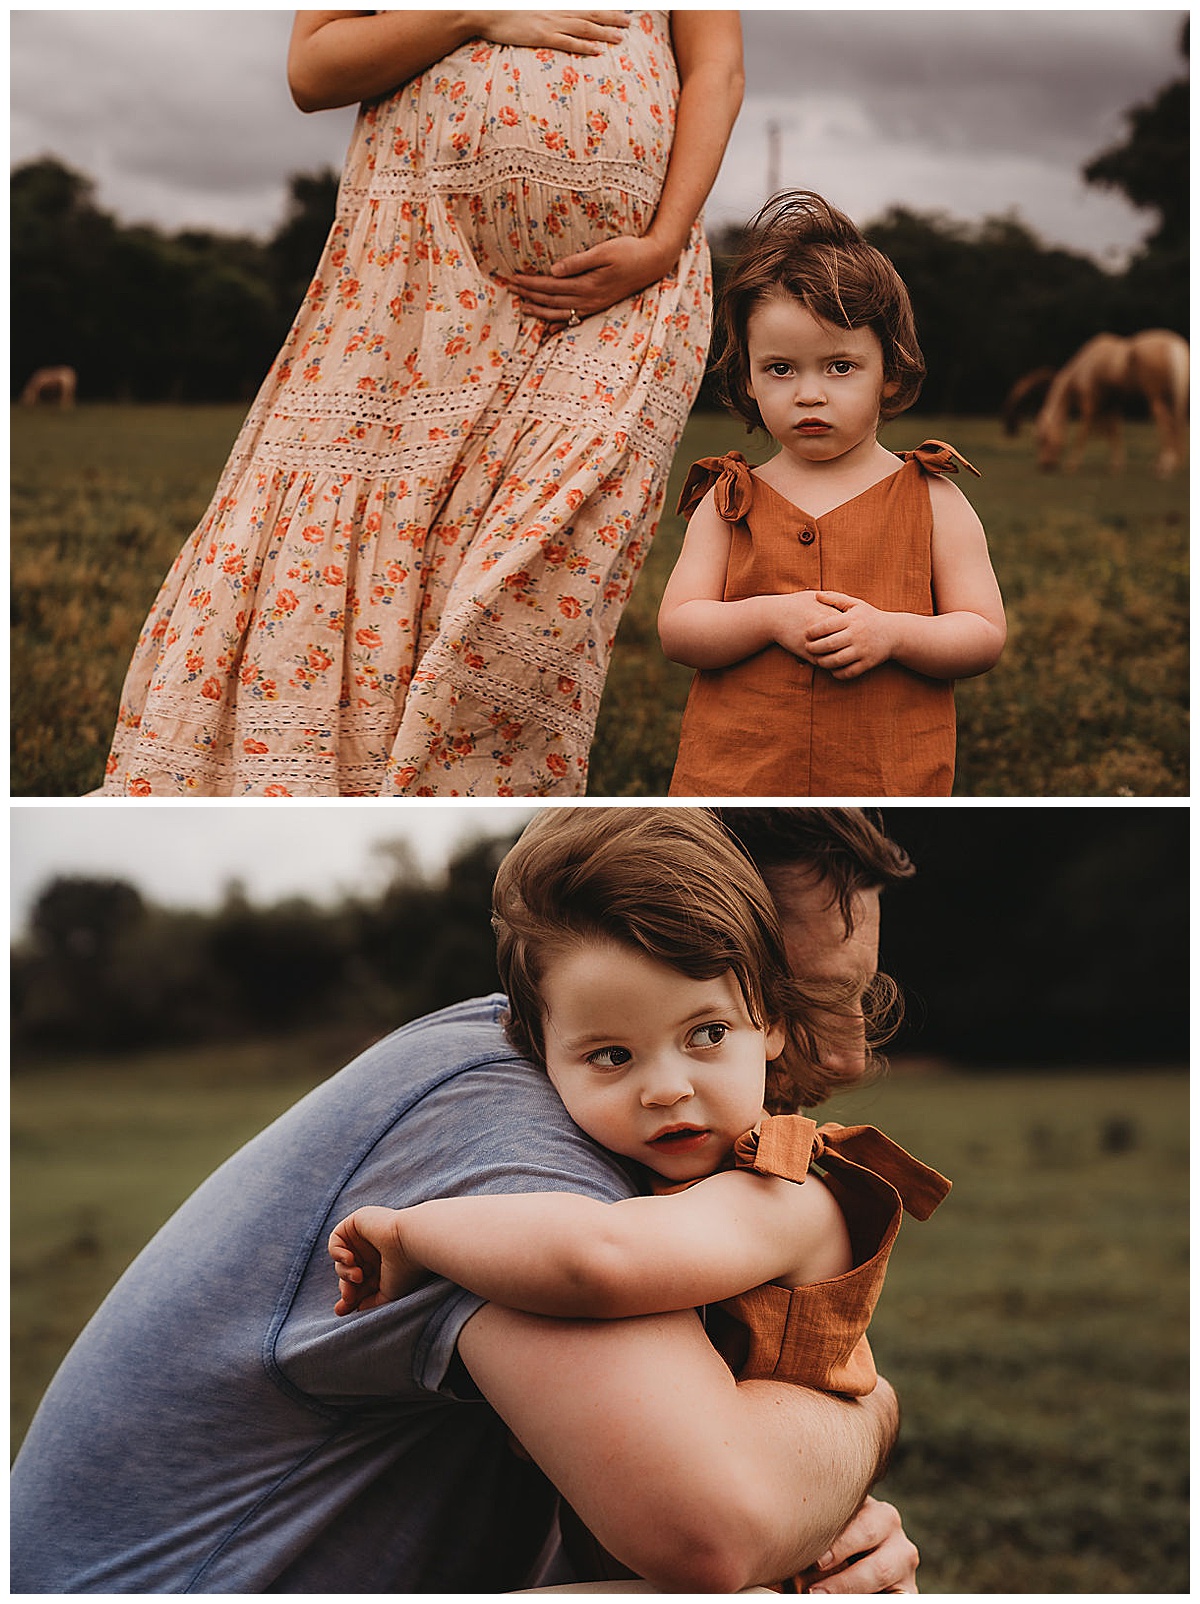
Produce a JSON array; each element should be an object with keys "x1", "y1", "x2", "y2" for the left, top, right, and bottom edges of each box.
[
  {"x1": 1034, "y1": 330, "x2": 1189, "y2": 477},
  {"x1": 19, "y1": 365, "x2": 77, "y2": 408},
  {"x1": 1001, "y1": 367, "x2": 1057, "y2": 436}
]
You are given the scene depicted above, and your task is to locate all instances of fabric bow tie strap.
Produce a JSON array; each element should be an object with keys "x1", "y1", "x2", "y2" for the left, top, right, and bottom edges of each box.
[
  {"x1": 675, "y1": 450, "x2": 757, "y2": 521},
  {"x1": 901, "y1": 438, "x2": 983, "y2": 479}
]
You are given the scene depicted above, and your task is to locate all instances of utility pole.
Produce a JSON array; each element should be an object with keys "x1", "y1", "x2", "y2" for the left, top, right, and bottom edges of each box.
[{"x1": 766, "y1": 118, "x2": 782, "y2": 201}]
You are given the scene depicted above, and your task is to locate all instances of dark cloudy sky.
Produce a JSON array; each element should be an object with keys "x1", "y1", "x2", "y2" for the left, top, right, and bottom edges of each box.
[{"x1": 9, "y1": 9, "x2": 1187, "y2": 263}]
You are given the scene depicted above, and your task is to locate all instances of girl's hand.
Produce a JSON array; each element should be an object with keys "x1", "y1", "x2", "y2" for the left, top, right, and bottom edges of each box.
[
  {"x1": 328, "y1": 1206, "x2": 429, "y2": 1315},
  {"x1": 475, "y1": 11, "x2": 630, "y2": 53},
  {"x1": 509, "y1": 235, "x2": 677, "y2": 323},
  {"x1": 806, "y1": 591, "x2": 899, "y2": 679},
  {"x1": 770, "y1": 590, "x2": 847, "y2": 664}
]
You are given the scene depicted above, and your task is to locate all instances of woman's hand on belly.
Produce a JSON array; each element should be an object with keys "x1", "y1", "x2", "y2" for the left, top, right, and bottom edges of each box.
[
  {"x1": 509, "y1": 234, "x2": 680, "y2": 323},
  {"x1": 475, "y1": 10, "x2": 631, "y2": 53}
]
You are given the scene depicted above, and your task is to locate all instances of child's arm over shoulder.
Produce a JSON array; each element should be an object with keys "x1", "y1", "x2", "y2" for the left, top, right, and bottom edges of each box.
[
  {"x1": 333, "y1": 1171, "x2": 852, "y2": 1319},
  {"x1": 658, "y1": 489, "x2": 842, "y2": 670},
  {"x1": 808, "y1": 475, "x2": 1006, "y2": 681}
]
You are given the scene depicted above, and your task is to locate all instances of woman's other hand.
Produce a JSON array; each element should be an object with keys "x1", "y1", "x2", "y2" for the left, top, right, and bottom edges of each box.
[
  {"x1": 509, "y1": 235, "x2": 678, "y2": 323},
  {"x1": 475, "y1": 11, "x2": 630, "y2": 53}
]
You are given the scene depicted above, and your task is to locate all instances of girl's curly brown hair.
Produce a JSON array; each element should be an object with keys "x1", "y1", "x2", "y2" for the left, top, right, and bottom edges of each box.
[{"x1": 713, "y1": 189, "x2": 926, "y2": 431}]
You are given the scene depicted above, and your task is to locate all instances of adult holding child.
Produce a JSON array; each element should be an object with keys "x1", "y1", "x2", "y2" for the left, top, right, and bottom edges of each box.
[
  {"x1": 96, "y1": 12, "x2": 743, "y2": 797},
  {"x1": 11, "y1": 808, "x2": 922, "y2": 1593}
]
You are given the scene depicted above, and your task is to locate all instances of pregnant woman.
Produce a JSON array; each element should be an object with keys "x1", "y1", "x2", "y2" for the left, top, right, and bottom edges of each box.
[{"x1": 96, "y1": 10, "x2": 743, "y2": 796}]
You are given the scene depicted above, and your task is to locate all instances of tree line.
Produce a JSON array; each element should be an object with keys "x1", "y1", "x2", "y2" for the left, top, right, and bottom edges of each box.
[
  {"x1": 10, "y1": 26, "x2": 1186, "y2": 413},
  {"x1": 11, "y1": 809, "x2": 1188, "y2": 1071}
]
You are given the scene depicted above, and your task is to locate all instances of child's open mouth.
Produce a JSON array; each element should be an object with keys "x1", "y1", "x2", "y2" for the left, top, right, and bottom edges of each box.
[{"x1": 648, "y1": 1126, "x2": 710, "y2": 1154}]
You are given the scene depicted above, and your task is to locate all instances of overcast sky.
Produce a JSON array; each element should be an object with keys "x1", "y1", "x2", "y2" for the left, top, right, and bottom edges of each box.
[
  {"x1": 9, "y1": 9, "x2": 1187, "y2": 264},
  {"x1": 10, "y1": 804, "x2": 536, "y2": 934}
]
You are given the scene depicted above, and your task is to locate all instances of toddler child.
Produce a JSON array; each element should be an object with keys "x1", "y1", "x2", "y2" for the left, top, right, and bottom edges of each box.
[
  {"x1": 658, "y1": 190, "x2": 1006, "y2": 797},
  {"x1": 329, "y1": 809, "x2": 949, "y2": 1579}
]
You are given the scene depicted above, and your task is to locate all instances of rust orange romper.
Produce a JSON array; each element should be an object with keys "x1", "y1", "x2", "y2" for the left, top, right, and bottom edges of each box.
[
  {"x1": 709, "y1": 1113, "x2": 951, "y2": 1395},
  {"x1": 667, "y1": 441, "x2": 982, "y2": 799}
]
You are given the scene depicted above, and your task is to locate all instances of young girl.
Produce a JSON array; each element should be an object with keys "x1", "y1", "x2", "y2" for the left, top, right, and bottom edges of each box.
[
  {"x1": 328, "y1": 808, "x2": 949, "y2": 1585},
  {"x1": 658, "y1": 190, "x2": 1006, "y2": 798}
]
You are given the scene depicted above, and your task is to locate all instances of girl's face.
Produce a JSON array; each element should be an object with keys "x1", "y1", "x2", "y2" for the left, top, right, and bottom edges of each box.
[
  {"x1": 538, "y1": 938, "x2": 783, "y2": 1184},
  {"x1": 746, "y1": 293, "x2": 894, "y2": 469}
]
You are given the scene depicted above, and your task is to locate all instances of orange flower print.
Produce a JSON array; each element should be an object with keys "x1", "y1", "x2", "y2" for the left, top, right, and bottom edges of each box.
[{"x1": 94, "y1": 12, "x2": 709, "y2": 799}]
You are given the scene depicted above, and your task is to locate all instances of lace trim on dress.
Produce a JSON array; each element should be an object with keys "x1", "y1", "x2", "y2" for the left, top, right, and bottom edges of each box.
[
  {"x1": 423, "y1": 614, "x2": 605, "y2": 744},
  {"x1": 338, "y1": 148, "x2": 664, "y2": 212}
]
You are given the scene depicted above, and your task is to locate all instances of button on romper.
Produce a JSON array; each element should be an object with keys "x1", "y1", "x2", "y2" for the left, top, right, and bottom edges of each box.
[{"x1": 667, "y1": 441, "x2": 981, "y2": 798}]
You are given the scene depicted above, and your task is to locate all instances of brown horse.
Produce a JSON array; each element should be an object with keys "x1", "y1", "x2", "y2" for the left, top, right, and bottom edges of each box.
[
  {"x1": 20, "y1": 365, "x2": 77, "y2": 408},
  {"x1": 1034, "y1": 331, "x2": 1188, "y2": 477}
]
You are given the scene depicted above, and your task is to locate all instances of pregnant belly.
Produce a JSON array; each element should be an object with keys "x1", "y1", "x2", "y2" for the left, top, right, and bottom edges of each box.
[{"x1": 398, "y1": 33, "x2": 676, "y2": 278}]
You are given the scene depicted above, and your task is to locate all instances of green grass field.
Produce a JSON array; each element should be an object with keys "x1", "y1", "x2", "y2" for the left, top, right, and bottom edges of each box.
[
  {"x1": 10, "y1": 403, "x2": 1188, "y2": 797},
  {"x1": 11, "y1": 1047, "x2": 1188, "y2": 1592}
]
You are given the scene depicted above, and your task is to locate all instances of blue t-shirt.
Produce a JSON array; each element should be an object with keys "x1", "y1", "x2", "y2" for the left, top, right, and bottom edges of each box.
[{"x1": 10, "y1": 998, "x2": 636, "y2": 1593}]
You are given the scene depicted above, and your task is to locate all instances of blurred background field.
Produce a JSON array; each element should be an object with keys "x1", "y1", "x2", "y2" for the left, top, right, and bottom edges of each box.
[
  {"x1": 11, "y1": 804, "x2": 1189, "y2": 1591},
  {"x1": 11, "y1": 1054, "x2": 1187, "y2": 1593},
  {"x1": 10, "y1": 403, "x2": 1188, "y2": 798}
]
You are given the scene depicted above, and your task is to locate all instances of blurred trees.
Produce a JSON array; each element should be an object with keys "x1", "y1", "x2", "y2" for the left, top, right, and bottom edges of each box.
[
  {"x1": 10, "y1": 160, "x2": 340, "y2": 402},
  {"x1": 11, "y1": 812, "x2": 1188, "y2": 1071}
]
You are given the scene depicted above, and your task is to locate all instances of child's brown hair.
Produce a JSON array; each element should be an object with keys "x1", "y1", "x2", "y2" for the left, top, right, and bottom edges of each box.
[
  {"x1": 713, "y1": 190, "x2": 926, "y2": 430},
  {"x1": 492, "y1": 807, "x2": 865, "y2": 1113}
]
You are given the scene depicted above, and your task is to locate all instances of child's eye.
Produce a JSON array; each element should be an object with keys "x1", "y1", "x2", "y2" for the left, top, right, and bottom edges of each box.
[
  {"x1": 767, "y1": 362, "x2": 791, "y2": 377},
  {"x1": 829, "y1": 360, "x2": 856, "y2": 376},
  {"x1": 587, "y1": 1045, "x2": 633, "y2": 1070},
  {"x1": 689, "y1": 1022, "x2": 729, "y2": 1049}
]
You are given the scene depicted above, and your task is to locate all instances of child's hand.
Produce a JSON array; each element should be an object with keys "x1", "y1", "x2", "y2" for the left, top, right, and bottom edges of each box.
[
  {"x1": 805, "y1": 591, "x2": 899, "y2": 679},
  {"x1": 771, "y1": 590, "x2": 847, "y2": 664},
  {"x1": 328, "y1": 1206, "x2": 429, "y2": 1316}
]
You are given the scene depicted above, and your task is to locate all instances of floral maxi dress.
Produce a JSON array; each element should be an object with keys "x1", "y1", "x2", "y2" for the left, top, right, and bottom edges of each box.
[{"x1": 99, "y1": 12, "x2": 710, "y2": 796}]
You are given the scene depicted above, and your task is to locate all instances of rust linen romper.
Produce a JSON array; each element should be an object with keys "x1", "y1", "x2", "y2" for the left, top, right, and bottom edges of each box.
[
  {"x1": 667, "y1": 441, "x2": 981, "y2": 798},
  {"x1": 709, "y1": 1113, "x2": 951, "y2": 1394}
]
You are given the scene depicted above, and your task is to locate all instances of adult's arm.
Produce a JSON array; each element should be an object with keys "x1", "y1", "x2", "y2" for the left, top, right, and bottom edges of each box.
[
  {"x1": 510, "y1": 10, "x2": 745, "y2": 320},
  {"x1": 287, "y1": 10, "x2": 633, "y2": 112},
  {"x1": 458, "y1": 1302, "x2": 897, "y2": 1591}
]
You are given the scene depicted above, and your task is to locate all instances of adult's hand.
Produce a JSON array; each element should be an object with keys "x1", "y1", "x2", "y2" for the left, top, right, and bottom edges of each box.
[
  {"x1": 802, "y1": 1495, "x2": 920, "y2": 1594},
  {"x1": 475, "y1": 11, "x2": 630, "y2": 53},
  {"x1": 509, "y1": 236, "x2": 676, "y2": 323}
]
